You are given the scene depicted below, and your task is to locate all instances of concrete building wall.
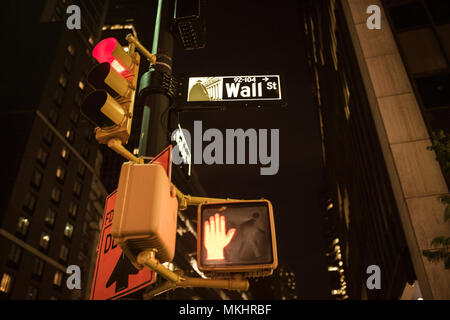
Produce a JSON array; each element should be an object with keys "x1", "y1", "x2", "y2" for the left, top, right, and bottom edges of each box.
[{"x1": 341, "y1": 0, "x2": 450, "y2": 299}]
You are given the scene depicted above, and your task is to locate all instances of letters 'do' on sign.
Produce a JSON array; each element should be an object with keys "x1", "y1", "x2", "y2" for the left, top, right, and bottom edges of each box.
[{"x1": 90, "y1": 191, "x2": 155, "y2": 300}]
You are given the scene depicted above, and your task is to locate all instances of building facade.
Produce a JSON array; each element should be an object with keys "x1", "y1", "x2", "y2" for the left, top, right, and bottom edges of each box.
[
  {"x1": 302, "y1": 0, "x2": 449, "y2": 299},
  {"x1": 0, "y1": 0, "x2": 109, "y2": 299}
]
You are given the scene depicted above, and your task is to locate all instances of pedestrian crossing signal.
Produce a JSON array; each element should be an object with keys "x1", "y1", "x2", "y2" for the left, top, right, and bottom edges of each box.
[{"x1": 197, "y1": 200, "x2": 278, "y2": 277}]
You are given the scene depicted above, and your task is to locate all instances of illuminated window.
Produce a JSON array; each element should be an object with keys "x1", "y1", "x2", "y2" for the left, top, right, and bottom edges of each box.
[
  {"x1": 37, "y1": 147, "x2": 49, "y2": 167},
  {"x1": 17, "y1": 217, "x2": 30, "y2": 236},
  {"x1": 65, "y1": 129, "x2": 75, "y2": 144},
  {"x1": 68, "y1": 201, "x2": 78, "y2": 218},
  {"x1": 58, "y1": 73, "x2": 68, "y2": 88},
  {"x1": 0, "y1": 274, "x2": 13, "y2": 294},
  {"x1": 53, "y1": 271, "x2": 63, "y2": 287},
  {"x1": 45, "y1": 208, "x2": 56, "y2": 227},
  {"x1": 64, "y1": 222, "x2": 74, "y2": 240},
  {"x1": 39, "y1": 233, "x2": 51, "y2": 250},
  {"x1": 56, "y1": 166, "x2": 66, "y2": 182},
  {"x1": 61, "y1": 146, "x2": 70, "y2": 162},
  {"x1": 59, "y1": 245, "x2": 69, "y2": 262},
  {"x1": 78, "y1": 81, "x2": 85, "y2": 90},
  {"x1": 50, "y1": 187, "x2": 62, "y2": 204}
]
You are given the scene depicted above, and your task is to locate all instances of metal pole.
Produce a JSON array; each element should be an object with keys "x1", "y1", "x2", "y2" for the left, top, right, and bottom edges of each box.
[
  {"x1": 138, "y1": 0, "x2": 163, "y2": 158},
  {"x1": 146, "y1": 0, "x2": 173, "y2": 157},
  {"x1": 138, "y1": 0, "x2": 173, "y2": 158}
]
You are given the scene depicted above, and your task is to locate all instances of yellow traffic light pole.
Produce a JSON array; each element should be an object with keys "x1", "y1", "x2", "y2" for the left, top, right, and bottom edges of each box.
[
  {"x1": 126, "y1": 34, "x2": 157, "y2": 66},
  {"x1": 107, "y1": 139, "x2": 144, "y2": 164},
  {"x1": 173, "y1": 186, "x2": 239, "y2": 211}
]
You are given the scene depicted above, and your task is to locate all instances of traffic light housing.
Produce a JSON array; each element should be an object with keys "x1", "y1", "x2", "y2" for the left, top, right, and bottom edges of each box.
[
  {"x1": 81, "y1": 37, "x2": 140, "y2": 145},
  {"x1": 197, "y1": 200, "x2": 278, "y2": 277},
  {"x1": 111, "y1": 162, "x2": 178, "y2": 264},
  {"x1": 173, "y1": 0, "x2": 206, "y2": 50}
]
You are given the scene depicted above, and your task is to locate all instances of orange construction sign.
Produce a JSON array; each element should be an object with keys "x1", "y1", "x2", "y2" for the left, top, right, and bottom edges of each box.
[{"x1": 90, "y1": 191, "x2": 155, "y2": 300}]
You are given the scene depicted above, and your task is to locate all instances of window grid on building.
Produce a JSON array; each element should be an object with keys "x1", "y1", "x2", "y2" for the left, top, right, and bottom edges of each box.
[
  {"x1": 45, "y1": 207, "x2": 57, "y2": 227},
  {"x1": 39, "y1": 232, "x2": 51, "y2": 251},
  {"x1": 37, "y1": 147, "x2": 49, "y2": 167},
  {"x1": 0, "y1": 273, "x2": 13, "y2": 295},
  {"x1": 8, "y1": 244, "x2": 22, "y2": 267}
]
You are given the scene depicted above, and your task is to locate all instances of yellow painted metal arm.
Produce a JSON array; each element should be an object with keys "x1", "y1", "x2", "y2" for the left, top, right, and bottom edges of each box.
[
  {"x1": 126, "y1": 34, "x2": 157, "y2": 65},
  {"x1": 138, "y1": 250, "x2": 183, "y2": 284},
  {"x1": 107, "y1": 138, "x2": 144, "y2": 164},
  {"x1": 172, "y1": 185, "x2": 239, "y2": 210},
  {"x1": 143, "y1": 279, "x2": 178, "y2": 300},
  {"x1": 137, "y1": 250, "x2": 249, "y2": 300}
]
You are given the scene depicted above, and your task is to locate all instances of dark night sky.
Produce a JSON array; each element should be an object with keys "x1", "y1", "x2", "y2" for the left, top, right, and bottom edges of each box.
[{"x1": 167, "y1": 0, "x2": 330, "y2": 299}]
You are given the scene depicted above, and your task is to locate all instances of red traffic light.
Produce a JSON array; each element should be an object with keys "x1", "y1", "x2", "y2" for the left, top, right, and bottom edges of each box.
[
  {"x1": 197, "y1": 200, "x2": 278, "y2": 276},
  {"x1": 93, "y1": 38, "x2": 133, "y2": 75}
]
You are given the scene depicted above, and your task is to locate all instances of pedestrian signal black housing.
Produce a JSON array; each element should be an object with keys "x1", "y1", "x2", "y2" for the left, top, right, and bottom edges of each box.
[
  {"x1": 197, "y1": 200, "x2": 278, "y2": 277},
  {"x1": 173, "y1": 0, "x2": 206, "y2": 50}
]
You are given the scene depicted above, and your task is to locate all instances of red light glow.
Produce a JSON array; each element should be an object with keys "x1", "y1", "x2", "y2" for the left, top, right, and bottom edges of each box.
[
  {"x1": 203, "y1": 214, "x2": 236, "y2": 260},
  {"x1": 92, "y1": 38, "x2": 127, "y2": 74},
  {"x1": 93, "y1": 38, "x2": 118, "y2": 64}
]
